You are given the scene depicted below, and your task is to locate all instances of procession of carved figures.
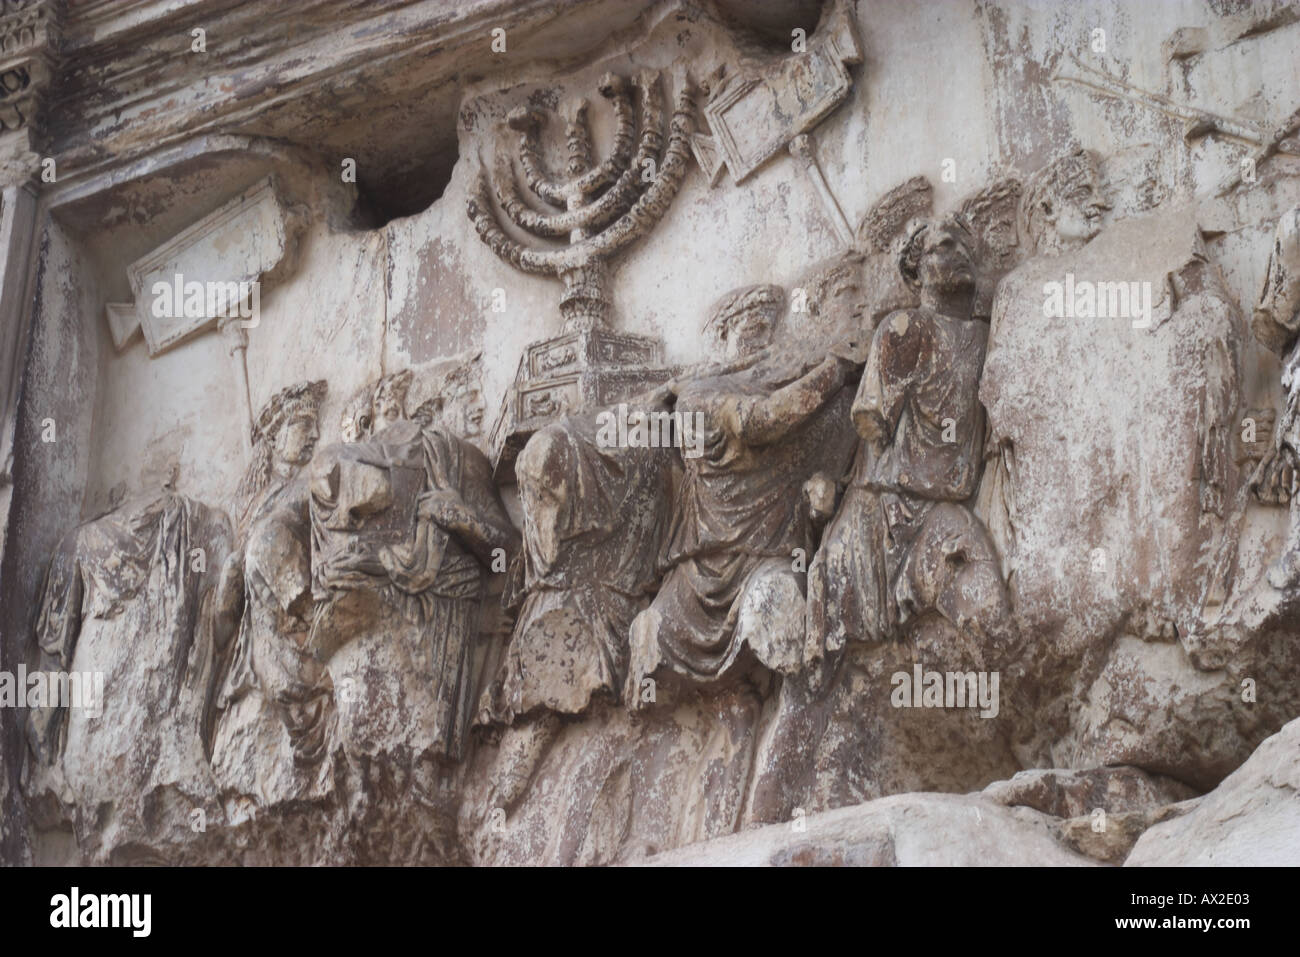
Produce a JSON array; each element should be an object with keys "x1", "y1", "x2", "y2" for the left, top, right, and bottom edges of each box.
[{"x1": 16, "y1": 1, "x2": 1300, "y2": 863}]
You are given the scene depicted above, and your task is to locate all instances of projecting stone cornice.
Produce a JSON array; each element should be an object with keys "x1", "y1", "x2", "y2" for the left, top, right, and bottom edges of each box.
[
  {"x1": 41, "y1": 0, "x2": 667, "y2": 214},
  {"x1": 40, "y1": 0, "x2": 821, "y2": 217}
]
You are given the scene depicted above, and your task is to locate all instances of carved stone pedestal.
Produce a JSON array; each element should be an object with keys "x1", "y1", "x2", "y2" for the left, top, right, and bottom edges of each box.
[{"x1": 489, "y1": 328, "x2": 670, "y2": 481}]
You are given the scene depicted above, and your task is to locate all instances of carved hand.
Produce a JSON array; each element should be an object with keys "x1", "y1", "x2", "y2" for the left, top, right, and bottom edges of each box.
[
  {"x1": 646, "y1": 378, "x2": 679, "y2": 407},
  {"x1": 324, "y1": 547, "x2": 386, "y2": 577},
  {"x1": 418, "y1": 488, "x2": 469, "y2": 528},
  {"x1": 820, "y1": 353, "x2": 852, "y2": 390},
  {"x1": 829, "y1": 335, "x2": 871, "y2": 367},
  {"x1": 803, "y1": 472, "x2": 839, "y2": 525},
  {"x1": 625, "y1": 379, "x2": 677, "y2": 409}
]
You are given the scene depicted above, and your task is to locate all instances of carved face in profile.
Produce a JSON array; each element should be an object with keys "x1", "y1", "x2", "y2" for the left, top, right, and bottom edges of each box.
[
  {"x1": 443, "y1": 382, "x2": 486, "y2": 438},
  {"x1": 703, "y1": 285, "x2": 784, "y2": 364},
  {"x1": 275, "y1": 411, "x2": 320, "y2": 467},
  {"x1": 960, "y1": 179, "x2": 1022, "y2": 278},
  {"x1": 1022, "y1": 153, "x2": 1111, "y2": 254},
  {"x1": 979, "y1": 206, "x2": 1020, "y2": 274},
  {"x1": 811, "y1": 271, "x2": 866, "y2": 341},
  {"x1": 916, "y1": 222, "x2": 977, "y2": 299},
  {"x1": 1051, "y1": 168, "x2": 1109, "y2": 245}
]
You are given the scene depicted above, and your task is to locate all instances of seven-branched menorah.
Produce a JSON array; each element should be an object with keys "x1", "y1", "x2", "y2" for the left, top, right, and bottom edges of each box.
[{"x1": 468, "y1": 67, "x2": 696, "y2": 331}]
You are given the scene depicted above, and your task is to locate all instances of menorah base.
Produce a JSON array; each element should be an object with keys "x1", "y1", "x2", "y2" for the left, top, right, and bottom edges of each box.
[
  {"x1": 489, "y1": 327, "x2": 671, "y2": 482},
  {"x1": 559, "y1": 262, "x2": 609, "y2": 332}
]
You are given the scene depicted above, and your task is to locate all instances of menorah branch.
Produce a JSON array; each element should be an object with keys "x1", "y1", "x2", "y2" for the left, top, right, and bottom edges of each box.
[
  {"x1": 562, "y1": 98, "x2": 593, "y2": 178},
  {"x1": 573, "y1": 73, "x2": 635, "y2": 197},
  {"x1": 508, "y1": 106, "x2": 567, "y2": 207},
  {"x1": 468, "y1": 68, "x2": 696, "y2": 331},
  {"x1": 580, "y1": 78, "x2": 695, "y2": 263}
]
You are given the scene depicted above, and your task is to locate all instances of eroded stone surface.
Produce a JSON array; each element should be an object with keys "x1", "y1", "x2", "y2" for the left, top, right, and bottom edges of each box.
[
  {"x1": 639, "y1": 791, "x2": 1099, "y2": 867},
  {"x1": 1125, "y1": 716, "x2": 1300, "y2": 867},
  {"x1": 2, "y1": 0, "x2": 1300, "y2": 867}
]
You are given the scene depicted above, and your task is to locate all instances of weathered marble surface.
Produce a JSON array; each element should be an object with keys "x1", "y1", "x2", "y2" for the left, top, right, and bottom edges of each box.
[
  {"x1": 639, "y1": 792, "x2": 1101, "y2": 867},
  {"x1": 1126, "y1": 715, "x2": 1300, "y2": 867},
  {"x1": 3, "y1": 0, "x2": 1300, "y2": 867}
]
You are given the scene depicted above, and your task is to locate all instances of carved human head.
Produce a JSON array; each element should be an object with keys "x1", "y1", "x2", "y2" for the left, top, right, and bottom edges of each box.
[
  {"x1": 438, "y1": 359, "x2": 486, "y2": 439},
  {"x1": 961, "y1": 177, "x2": 1023, "y2": 275},
  {"x1": 339, "y1": 387, "x2": 374, "y2": 443},
  {"x1": 371, "y1": 370, "x2": 413, "y2": 433},
  {"x1": 1018, "y1": 149, "x2": 1110, "y2": 255},
  {"x1": 703, "y1": 284, "x2": 785, "y2": 361},
  {"x1": 856, "y1": 175, "x2": 934, "y2": 253},
  {"x1": 255, "y1": 380, "x2": 326, "y2": 469},
  {"x1": 899, "y1": 212, "x2": 978, "y2": 303},
  {"x1": 277, "y1": 412, "x2": 320, "y2": 468},
  {"x1": 805, "y1": 250, "x2": 868, "y2": 338}
]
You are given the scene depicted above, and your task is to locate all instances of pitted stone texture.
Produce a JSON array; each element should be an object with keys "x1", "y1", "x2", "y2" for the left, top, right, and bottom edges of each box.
[{"x1": 1125, "y1": 716, "x2": 1300, "y2": 867}]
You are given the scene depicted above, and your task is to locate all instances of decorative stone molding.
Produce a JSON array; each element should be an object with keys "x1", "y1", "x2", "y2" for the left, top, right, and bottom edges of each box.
[{"x1": 0, "y1": 0, "x2": 59, "y2": 185}]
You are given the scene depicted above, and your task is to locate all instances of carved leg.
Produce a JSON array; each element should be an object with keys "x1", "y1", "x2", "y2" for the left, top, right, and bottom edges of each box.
[
  {"x1": 743, "y1": 657, "x2": 843, "y2": 827},
  {"x1": 482, "y1": 711, "x2": 562, "y2": 815},
  {"x1": 734, "y1": 557, "x2": 807, "y2": 676}
]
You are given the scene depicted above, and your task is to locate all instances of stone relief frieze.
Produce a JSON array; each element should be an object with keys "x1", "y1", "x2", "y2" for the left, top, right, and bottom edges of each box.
[{"x1": 4, "y1": 0, "x2": 1300, "y2": 870}]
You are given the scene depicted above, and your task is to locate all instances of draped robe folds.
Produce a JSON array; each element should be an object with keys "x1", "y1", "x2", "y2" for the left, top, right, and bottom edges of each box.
[
  {"x1": 647, "y1": 361, "x2": 857, "y2": 681},
  {"x1": 480, "y1": 413, "x2": 675, "y2": 724},
  {"x1": 213, "y1": 476, "x2": 332, "y2": 770},
  {"x1": 309, "y1": 419, "x2": 503, "y2": 763},
  {"x1": 808, "y1": 306, "x2": 1006, "y2": 655},
  {"x1": 1254, "y1": 206, "x2": 1300, "y2": 477},
  {"x1": 26, "y1": 492, "x2": 231, "y2": 846},
  {"x1": 806, "y1": 444, "x2": 884, "y2": 654},
  {"x1": 977, "y1": 206, "x2": 1242, "y2": 648}
]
